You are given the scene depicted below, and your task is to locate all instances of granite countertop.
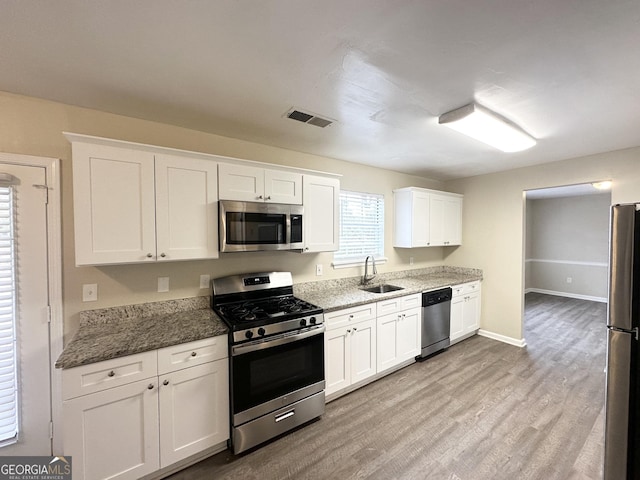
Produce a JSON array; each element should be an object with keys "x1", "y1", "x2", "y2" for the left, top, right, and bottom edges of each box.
[
  {"x1": 294, "y1": 266, "x2": 482, "y2": 312},
  {"x1": 56, "y1": 297, "x2": 227, "y2": 370},
  {"x1": 57, "y1": 266, "x2": 481, "y2": 370}
]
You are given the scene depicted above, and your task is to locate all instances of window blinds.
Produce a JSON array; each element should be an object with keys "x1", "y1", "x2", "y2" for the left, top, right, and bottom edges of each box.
[
  {"x1": 334, "y1": 190, "x2": 384, "y2": 262},
  {"x1": 0, "y1": 186, "x2": 18, "y2": 444}
]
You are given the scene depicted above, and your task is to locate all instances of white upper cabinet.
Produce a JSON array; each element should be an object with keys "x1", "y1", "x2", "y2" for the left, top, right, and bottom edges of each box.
[
  {"x1": 154, "y1": 154, "x2": 218, "y2": 261},
  {"x1": 72, "y1": 141, "x2": 218, "y2": 266},
  {"x1": 302, "y1": 175, "x2": 340, "y2": 252},
  {"x1": 393, "y1": 187, "x2": 463, "y2": 248},
  {"x1": 218, "y1": 163, "x2": 302, "y2": 204}
]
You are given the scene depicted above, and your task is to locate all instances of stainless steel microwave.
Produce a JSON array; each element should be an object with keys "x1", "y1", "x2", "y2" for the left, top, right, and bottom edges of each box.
[{"x1": 219, "y1": 200, "x2": 304, "y2": 252}]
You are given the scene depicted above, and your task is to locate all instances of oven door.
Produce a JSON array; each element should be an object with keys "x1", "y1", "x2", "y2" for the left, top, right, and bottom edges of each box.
[{"x1": 230, "y1": 326, "x2": 325, "y2": 426}]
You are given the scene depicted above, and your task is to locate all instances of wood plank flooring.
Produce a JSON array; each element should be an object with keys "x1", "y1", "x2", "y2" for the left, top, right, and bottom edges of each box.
[{"x1": 168, "y1": 293, "x2": 607, "y2": 480}]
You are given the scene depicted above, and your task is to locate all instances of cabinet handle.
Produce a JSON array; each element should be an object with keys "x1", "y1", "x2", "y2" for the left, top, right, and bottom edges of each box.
[
  {"x1": 191, "y1": 351, "x2": 197, "y2": 357},
  {"x1": 266, "y1": 196, "x2": 271, "y2": 200},
  {"x1": 163, "y1": 380, "x2": 169, "y2": 386},
  {"x1": 347, "y1": 329, "x2": 351, "y2": 333},
  {"x1": 257, "y1": 195, "x2": 263, "y2": 199},
  {"x1": 160, "y1": 253, "x2": 166, "y2": 258},
  {"x1": 146, "y1": 253, "x2": 153, "y2": 258},
  {"x1": 107, "y1": 370, "x2": 115, "y2": 377},
  {"x1": 147, "y1": 384, "x2": 155, "y2": 390},
  {"x1": 349, "y1": 314, "x2": 354, "y2": 319},
  {"x1": 305, "y1": 247, "x2": 309, "y2": 251},
  {"x1": 353, "y1": 327, "x2": 357, "y2": 332}
]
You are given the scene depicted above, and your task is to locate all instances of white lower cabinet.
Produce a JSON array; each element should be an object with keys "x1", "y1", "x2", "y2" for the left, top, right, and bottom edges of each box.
[
  {"x1": 450, "y1": 281, "x2": 481, "y2": 343},
  {"x1": 62, "y1": 336, "x2": 229, "y2": 480},
  {"x1": 325, "y1": 305, "x2": 377, "y2": 396},
  {"x1": 376, "y1": 294, "x2": 421, "y2": 373}
]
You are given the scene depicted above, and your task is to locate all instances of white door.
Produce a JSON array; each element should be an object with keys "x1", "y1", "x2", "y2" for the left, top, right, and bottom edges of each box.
[{"x1": 0, "y1": 163, "x2": 52, "y2": 455}]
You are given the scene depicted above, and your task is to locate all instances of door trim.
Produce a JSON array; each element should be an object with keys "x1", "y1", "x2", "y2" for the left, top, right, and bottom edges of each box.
[{"x1": 0, "y1": 152, "x2": 62, "y2": 454}]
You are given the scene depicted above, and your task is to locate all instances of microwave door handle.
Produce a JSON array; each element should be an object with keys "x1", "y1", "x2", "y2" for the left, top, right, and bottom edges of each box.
[{"x1": 285, "y1": 213, "x2": 291, "y2": 245}]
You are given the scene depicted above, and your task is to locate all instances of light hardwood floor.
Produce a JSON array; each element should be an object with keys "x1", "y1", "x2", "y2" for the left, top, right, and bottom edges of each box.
[{"x1": 169, "y1": 293, "x2": 606, "y2": 480}]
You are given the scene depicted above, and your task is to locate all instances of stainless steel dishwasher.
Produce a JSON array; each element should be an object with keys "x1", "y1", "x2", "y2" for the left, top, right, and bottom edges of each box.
[{"x1": 417, "y1": 287, "x2": 452, "y2": 360}]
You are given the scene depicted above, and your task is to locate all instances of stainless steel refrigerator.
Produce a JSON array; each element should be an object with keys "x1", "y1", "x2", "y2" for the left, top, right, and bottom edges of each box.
[{"x1": 605, "y1": 203, "x2": 640, "y2": 479}]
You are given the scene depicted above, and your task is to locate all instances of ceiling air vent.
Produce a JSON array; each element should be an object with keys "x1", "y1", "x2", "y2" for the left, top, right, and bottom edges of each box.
[{"x1": 285, "y1": 108, "x2": 334, "y2": 128}]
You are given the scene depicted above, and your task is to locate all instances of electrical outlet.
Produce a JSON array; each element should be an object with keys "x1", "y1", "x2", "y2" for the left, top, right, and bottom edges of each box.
[
  {"x1": 158, "y1": 277, "x2": 170, "y2": 292},
  {"x1": 316, "y1": 264, "x2": 323, "y2": 276},
  {"x1": 410, "y1": 257, "x2": 414, "y2": 265},
  {"x1": 82, "y1": 283, "x2": 98, "y2": 302},
  {"x1": 199, "y1": 274, "x2": 211, "y2": 289},
  {"x1": 566, "y1": 277, "x2": 573, "y2": 284}
]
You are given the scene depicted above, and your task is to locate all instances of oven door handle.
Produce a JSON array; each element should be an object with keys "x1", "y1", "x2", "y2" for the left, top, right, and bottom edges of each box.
[{"x1": 232, "y1": 325, "x2": 325, "y2": 356}]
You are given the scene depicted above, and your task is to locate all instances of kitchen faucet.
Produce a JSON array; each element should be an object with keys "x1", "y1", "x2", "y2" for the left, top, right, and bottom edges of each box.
[{"x1": 362, "y1": 255, "x2": 377, "y2": 285}]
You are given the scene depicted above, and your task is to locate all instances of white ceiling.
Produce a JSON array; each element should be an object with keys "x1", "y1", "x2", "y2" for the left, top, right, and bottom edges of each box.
[{"x1": 1, "y1": 1, "x2": 639, "y2": 180}]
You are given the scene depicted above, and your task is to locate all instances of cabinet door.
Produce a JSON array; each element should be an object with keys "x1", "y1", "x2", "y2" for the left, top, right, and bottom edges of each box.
[
  {"x1": 159, "y1": 360, "x2": 229, "y2": 467},
  {"x1": 397, "y1": 308, "x2": 421, "y2": 361},
  {"x1": 443, "y1": 196, "x2": 462, "y2": 245},
  {"x1": 450, "y1": 295, "x2": 464, "y2": 341},
  {"x1": 218, "y1": 163, "x2": 264, "y2": 201},
  {"x1": 376, "y1": 313, "x2": 399, "y2": 372},
  {"x1": 350, "y1": 319, "x2": 377, "y2": 385},
  {"x1": 72, "y1": 142, "x2": 156, "y2": 265},
  {"x1": 155, "y1": 155, "x2": 218, "y2": 261},
  {"x1": 302, "y1": 175, "x2": 339, "y2": 252},
  {"x1": 429, "y1": 194, "x2": 446, "y2": 246},
  {"x1": 63, "y1": 379, "x2": 159, "y2": 480},
  {"x1": 265, "y1": 169, "x2": 302, "y2": 204},
  {"x1": 412, "y1": 192, "x2": 431, "y2": 247},
  {"x1": 463, "y1": 292, "x2": 480, "y2": 335},
  {"x1": 325, "y1": 327, "x2": 351, "y2": 395}
]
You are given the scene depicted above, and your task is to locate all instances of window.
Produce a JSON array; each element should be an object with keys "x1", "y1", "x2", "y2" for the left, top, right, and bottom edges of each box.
[
  {"x1": 333, "y1": 190, "x2": 385, "y2": 267},
  {"x1": 0, "y1": 186, "x2": 17, "y2": 445}
]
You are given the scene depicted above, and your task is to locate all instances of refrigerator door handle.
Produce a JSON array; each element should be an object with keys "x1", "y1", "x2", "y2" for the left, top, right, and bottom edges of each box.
[{"x1": 608, "y1": 204, "x2": 636, "y2": 331}]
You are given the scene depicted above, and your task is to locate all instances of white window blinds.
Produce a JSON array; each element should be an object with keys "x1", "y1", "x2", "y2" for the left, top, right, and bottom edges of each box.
[
  {"x1": 334, "y1": 190, "x2": 384, "y2": 264},
  {"x1": 0, "y1": 186, "x2": 17, "y2": 444}
]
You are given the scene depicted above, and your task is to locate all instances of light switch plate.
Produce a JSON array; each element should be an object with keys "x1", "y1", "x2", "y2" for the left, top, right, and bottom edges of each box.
[
  {"x1": 316, "y1": 264, "x2": 323, "y2": 276},
  {"x1": 200, "y1": 274, "x2": 211, "y2": 289},
  {"x1": 158, "y1": 277, "x2": 170, "y2": 293},
  {"x1": 82, "y1": 284, "x2": 98, "y2": 302}
]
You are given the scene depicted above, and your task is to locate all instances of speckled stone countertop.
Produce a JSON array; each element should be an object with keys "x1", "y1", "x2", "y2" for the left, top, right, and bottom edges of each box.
[
  {"x1": 56, "y1": 297, "x2": 227, "y2": 370},
  {"x1": 294, "y1": 266, "x2": 482, "y2": 312}
]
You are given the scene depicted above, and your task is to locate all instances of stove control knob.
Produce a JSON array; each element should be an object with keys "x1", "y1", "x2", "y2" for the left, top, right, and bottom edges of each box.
[
  {"x1": 257, "y1": 328, "x2": 266, "y2": 336},
  {"x1": 300, "y1": 319, "x2": 307, "y2": 327},
  {"x1": 245, "y1": 330, "x2": 254, "y2": 339},
  {"x1": 310, "y1": 317, "x2": 317, "y2": 325}
]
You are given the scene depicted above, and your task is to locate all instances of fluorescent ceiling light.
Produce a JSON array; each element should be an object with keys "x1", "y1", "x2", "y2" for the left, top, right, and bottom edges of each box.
[
  {"x1": 591, "y1": 180, "x2": 612, "y2": 190},
  {"x1": 439, "y1": 103, "x2": 536, "y2": 152}
]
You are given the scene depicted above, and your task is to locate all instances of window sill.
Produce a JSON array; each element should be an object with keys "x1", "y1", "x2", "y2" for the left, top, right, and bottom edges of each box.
[{"x1": 331, "y1": 257, "x2": 388, "y2": 269}]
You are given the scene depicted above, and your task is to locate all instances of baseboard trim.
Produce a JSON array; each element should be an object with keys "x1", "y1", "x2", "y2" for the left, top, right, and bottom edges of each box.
[
  {"x1": 477, "y1": 329, "x2": 527, "y2": 348},
  {"x1": 525, "y1": 288, "x2": 607, "y2": 303}
]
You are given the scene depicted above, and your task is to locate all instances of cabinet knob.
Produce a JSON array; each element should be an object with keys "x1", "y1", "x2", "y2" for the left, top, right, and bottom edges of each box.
[
  {"x1": 147, "y1": 384, "x2": 155, "y2": 390},
  {"x1": 146, "y1": 253, "x2": 153, "y2": 258},
  {"x1": 305, "y1": 247, "x2": 309, "y2": 251},
  {"x1": 107, "y1": 370, "x2": 115, "y2": 377},
  {"x1": 257, "y1": 195, "x2": 263, "y2": 199},
  {"x1": 160, "y1": 253, "x2": 166, "y2": 258},
  {"x1": 347, "y1": 329, "x2": 351, "y2": 333},
  {"x1": 266, "y1": 196, "x2": 271, "y2": 200},
  {"x1": 163, "y1": 380, "x2": 169, "y2": 386},
  {"x1": 353, "y1": 327, "x2": 357, "y2": 332},
  {"x1": 349, "y1": 314, "x2": 354, "y2": 319},
  {"x1": 191, "y1": 351, "x2": 197, "y2": 357}
]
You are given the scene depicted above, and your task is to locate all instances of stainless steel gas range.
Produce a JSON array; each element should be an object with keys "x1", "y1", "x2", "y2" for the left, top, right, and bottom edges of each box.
[{"x1": 211, "y1": 271, "x2": 325, "y2": 454}]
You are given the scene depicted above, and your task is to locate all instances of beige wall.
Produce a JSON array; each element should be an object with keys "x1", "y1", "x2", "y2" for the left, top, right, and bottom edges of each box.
[
  {"x1": 0, "y1": 91, "x2": 446, "y2": 340},
  {"x1": 444, "y1": 148, "x2": 640, "y2": 342}
]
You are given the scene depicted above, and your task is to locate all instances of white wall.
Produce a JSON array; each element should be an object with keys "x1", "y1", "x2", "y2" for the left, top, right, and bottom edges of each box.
[
  {"x1": 445, "y1": 148, "x2": 640, "y2": 343},
  {"x1": 525, "y1": 193, "x2": 610, "y2": 301}
]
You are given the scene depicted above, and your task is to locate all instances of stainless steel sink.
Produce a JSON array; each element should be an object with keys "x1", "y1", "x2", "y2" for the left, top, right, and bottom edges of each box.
[{"x1": 361, "y1": 284, "x2": 404, "y2": 294}]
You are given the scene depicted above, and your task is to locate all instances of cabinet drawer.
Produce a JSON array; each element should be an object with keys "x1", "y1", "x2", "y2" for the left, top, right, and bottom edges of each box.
[
  {"x1": 62, "y1": 350, "x2": 158, "y2": 400},
  {"x1": 158, "y1": 336, "x2": 228, "y2": 374},
  {"x1": 325, "y1": 304, "x2": 376, "y2": 330},
  {"x1": 463, "y1": 281, "x2": 480, "y2": 295},
  {"x1": 451, "y1": 284, "x2": 465, "y2": 297},
  {"x1": 377, "y1": 293, "x2": 421, "y2": 316}
]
